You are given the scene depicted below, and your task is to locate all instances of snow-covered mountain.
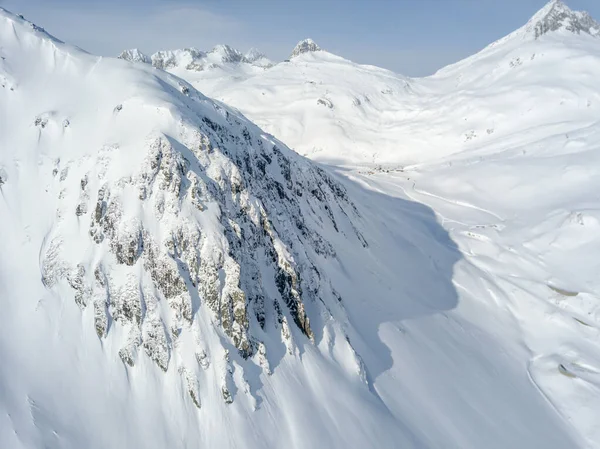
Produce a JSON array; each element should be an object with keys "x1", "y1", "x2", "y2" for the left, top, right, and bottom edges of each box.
[
  {"x1": 162, "y1": 1, "x2": 600, "y2": 168},
  {"x1": 2, "y1": 1, "x2": 600, "y2": 448},
  {"x1": 119, "y1": 44, "x2": 274, "y2": 69},
  {"x1": 118, "y1": 43, "x2": 274, "y2": 94},
  {"x1": 141, "y1": 0, "x2": 600, "y2": 447},
  {"x1": 289, "y1": 38, "x2": 322, "y2": 58},
  {"x1": 1, "y1": 9, "x2": 417, "y2": 449}
]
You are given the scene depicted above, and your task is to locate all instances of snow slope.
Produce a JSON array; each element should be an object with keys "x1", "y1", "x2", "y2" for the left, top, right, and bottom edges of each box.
[
  {"x1": 150, "y1": 0, "x2": 600, "y2": 446},
  {"x1": 2, "y1": 2, "x2": 600, "y2": 449},
  {"x1": 0, "y1": 10, "x2": 409, "y2": 449}
]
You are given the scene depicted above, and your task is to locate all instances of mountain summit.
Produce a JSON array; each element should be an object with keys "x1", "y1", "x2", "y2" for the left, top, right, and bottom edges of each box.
[
  {"x1": 244, "y1": 48, "x2": 267, "y2": 63},
  {"x1": 117, "y1": 48, "x2": 150, "y2": 64},
  {"x1": 525, "y1": 0, "x2": 600, "y2": 38},
  {"x1": 290, "y1": 38, "x2": 322, "y2": 58}
]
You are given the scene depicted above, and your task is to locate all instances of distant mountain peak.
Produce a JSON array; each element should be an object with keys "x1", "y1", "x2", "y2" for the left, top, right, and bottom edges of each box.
[
  {"x1": 290, "y1": 38, "x2": 321, "y2": 58},
  {"x1": 150, "y1": 47, "x2": 205, "y2": 70},
  {"x1": 118, "y1": 48, "x2": 150, "y2": 64},
  {"x1": 117, "y1": 44, "x2": 274, "y2": 71},
  {"x1": 525, "y1": 0, "x2": 600, "y2": 38},
  {"x1": 209, "y1": 44, "x2": 244, "y2": 63},
  {"x1": 245, "y1": 47, "x2": 266, "y2": 63},
  {"x1": 244, "y1": 47, "x2": 274, "y2": 68}
]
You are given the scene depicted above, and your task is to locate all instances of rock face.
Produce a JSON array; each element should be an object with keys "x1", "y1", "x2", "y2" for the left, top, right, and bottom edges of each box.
[
  {"x1": 290, "y1": 39, "x2": 322, "y2": 58},
  {"x1": 43, "y1": 114, "x2": 363, "y2": 363},
  {"x1": 34, "y1": 46, "x2": 365, "y2": 403},
  {"x1": 526, "y1": 0, "x2": 600, "y2": 38}
]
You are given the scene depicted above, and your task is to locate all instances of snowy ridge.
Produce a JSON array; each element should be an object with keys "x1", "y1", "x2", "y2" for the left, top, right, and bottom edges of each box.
[
  {"x1": 119, "y1": 44, "x2": 274, "y2": 71},
  {"x1": 117, "y1": 48, "x2": 151, "y2": 64},
  {"x1": 0, "y1": 6, "x2": 366, "y2": 383},
  {"x1": 0, "y1": 8, "x2": 430, "y2": 448},
  {"x1": 525, "y1": 0, "x2": 600, "y2": 38},
  {"x1": 437, "y1": 0, "x2": 599, "y2": 76}
]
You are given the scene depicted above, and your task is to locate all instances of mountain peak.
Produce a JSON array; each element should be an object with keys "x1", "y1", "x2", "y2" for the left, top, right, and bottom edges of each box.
[
  {"x1": 209, "y1": 44, "x2": 244, "y2": 63},
  {"x1": 290, "y1": 38, "x2": 321, "y2": 58},
  {"x1": 244, "y1": 47, "x2": 274, "y2": 68},
  {"x1": 118, "y1": 48, "x2": 150, "y2": 64},
  {"x1": 525, "y1": 0, "x2": 600, "y2": 38},
  {"x1": 245, "y1": 47, "x2": 266, "y2": 63}
]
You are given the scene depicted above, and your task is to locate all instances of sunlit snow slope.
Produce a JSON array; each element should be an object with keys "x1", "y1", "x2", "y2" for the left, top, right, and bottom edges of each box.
[{"x1": 146, "y1": 0, "x2": 600, "y2": 447}]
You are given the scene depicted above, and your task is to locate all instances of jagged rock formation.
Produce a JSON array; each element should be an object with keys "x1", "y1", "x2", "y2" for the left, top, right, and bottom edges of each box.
[
  {"x1": 41, "y1": 114, "x2": 364, "y2": 372},
  {"x1": 526, "y1": 0, "x2": 600, "y2": 38},
  {"x1": 290, "y1": 38, "x2": 322, "y2": 58}
]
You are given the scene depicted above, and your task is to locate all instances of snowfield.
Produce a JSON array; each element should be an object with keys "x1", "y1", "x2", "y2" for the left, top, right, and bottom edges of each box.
[{"x1": 1, "y1": 0, "x2": 600, "y2": 448}]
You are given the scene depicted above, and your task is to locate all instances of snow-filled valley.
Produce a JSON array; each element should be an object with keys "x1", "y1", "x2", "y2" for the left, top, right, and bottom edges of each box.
[{"x1": 2, "y1": 1, "x2": 600, "y2": 448}]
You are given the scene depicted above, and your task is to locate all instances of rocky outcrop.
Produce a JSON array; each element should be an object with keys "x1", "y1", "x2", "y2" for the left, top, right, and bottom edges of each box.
[
  {"x1": 38, "y1": 86, "x2": 365, "y2": 406},
  {"x1": 290, "y1": 39, "x2": 322, "y2": 58},
  {"x1": 527, "y1": 0, "x2": 600, "y2": 38}
]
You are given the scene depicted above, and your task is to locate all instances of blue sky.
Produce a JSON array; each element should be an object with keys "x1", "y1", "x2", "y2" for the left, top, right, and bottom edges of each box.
[{"x1": 2, "y1": 0, "x2": 600, "y2": 76}]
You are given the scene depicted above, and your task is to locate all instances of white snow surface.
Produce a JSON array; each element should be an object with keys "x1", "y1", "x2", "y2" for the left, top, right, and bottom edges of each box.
[{"x1": 2, "y1": 1, "x2": 600, "y2": 448}]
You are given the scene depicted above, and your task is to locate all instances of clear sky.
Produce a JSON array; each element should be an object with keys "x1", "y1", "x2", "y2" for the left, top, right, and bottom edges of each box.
[{"x1": 2, "y1": 0, "x2": 600, "y2": 76}]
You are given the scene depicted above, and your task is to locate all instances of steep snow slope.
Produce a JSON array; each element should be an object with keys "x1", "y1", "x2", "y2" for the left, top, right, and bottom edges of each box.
[
  {"x1": 153, "y1": 0, "x2": 600, "y2": 446},
  {"x1": 0, "y1": 10, "x2": 411, "y2": 449}
]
